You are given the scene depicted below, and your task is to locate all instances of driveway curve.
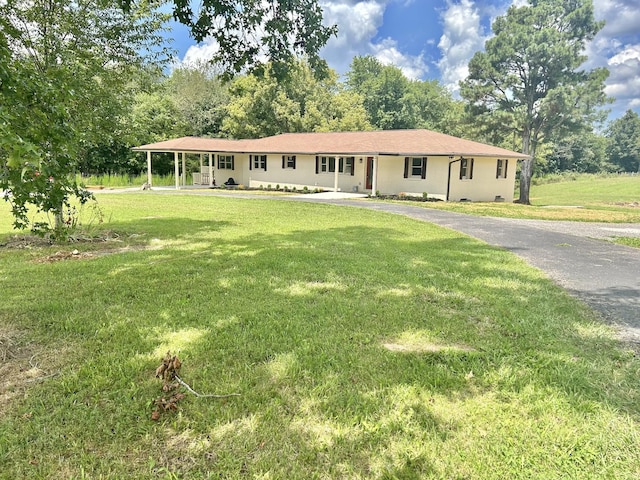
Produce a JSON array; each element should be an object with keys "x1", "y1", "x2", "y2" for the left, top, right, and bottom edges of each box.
[{"x1": 297, "y1": 196, "x2": 640, "y2": 347}]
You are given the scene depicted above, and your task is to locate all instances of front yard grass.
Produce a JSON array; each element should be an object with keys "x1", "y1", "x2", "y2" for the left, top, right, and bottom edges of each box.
[{"x1": 0, "y1": 194, "x2": 639, "y2": 479}]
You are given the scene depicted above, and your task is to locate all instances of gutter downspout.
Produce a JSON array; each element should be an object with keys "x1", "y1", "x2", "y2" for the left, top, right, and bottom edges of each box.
[{"x1": 446, "y1": 156, "x2": 461, "y2": 202}]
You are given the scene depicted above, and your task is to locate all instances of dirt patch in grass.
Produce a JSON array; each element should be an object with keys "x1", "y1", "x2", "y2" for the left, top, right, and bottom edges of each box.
[
  {"x1": 614, "y1": 202, "x2": 640, "y2": 208},
  {"x1": 0, "y1": 325, "x2": 66, "y2": 415}
]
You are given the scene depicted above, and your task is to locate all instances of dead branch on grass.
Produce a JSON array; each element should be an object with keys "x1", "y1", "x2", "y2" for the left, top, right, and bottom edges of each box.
[{"x1": 151, "y1": 352, "x2": 239, "y2": 420}]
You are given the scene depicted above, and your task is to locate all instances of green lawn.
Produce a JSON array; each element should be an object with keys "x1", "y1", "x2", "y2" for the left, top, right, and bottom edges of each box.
[
  {"x1": 1, "y1": 194, "x2": 639, "y2": 479},
  {"x1": 399, "y1": 175, "x2": 640, "y2": 223}
]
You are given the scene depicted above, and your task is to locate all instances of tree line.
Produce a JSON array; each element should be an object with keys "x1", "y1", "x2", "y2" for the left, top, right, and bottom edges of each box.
[{"x1": 1, "y1": 0, "x2": 639, "y2": 236}]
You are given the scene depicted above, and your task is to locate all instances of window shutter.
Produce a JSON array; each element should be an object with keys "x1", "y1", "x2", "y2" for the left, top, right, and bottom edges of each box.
[
  {"x1": 264, "y1": 156, "x2": 267, "y2": 172},
  {"x1": 351, "y1": 157, "x2": 355, "y2": 176},
  {"x1": 315, "y1": 156, "x2": 319, "y2": 174},
  {"x1": 459, "y1": 159, "x2": 464, "y2": 180},
  {"x1": 211, "y1": 154, "x2": 215, "y2": 167},
  {"x1": 505, "y1": 160, "x2": 508, "y2": 177},
  {"x1": 282, "y1": 155, "x2": 285, "y2": 169},
  {"x1": 421, "y1": 157, "x2": 427, "y2": 179},
  {"x1": 404, "y1": 157, "x2": 409, "y2": 178},
  {"x1": 231, "y1": 155, "x2": 235, "y2": 170},
  {"x1": 249, "y1": 155, "x2": 253, "y2": 170},
  {"x1": 470, "y1": 158, "x2": 474, "y2": 179},
  {"x1": 293, "y1": 156, "x2": 296, "y2": 169},
  {"x1": 496, "y1": 160, "x2": 500, "y2": 179}
]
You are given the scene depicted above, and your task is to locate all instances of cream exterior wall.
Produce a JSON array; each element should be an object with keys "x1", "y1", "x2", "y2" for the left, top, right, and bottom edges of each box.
[{"x1": 196, "y1": 152, "x2": 517, "y2": 202}]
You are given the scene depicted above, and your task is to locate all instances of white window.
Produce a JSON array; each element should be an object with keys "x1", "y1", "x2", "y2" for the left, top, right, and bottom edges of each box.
[
  {"x1": 460, "y1": 158, "x2": 474, "y2": 180},
  {"x1": 253, "y1": 155, "x2": 267, "y2": 171},
  {"x1": 218, "y1": 155, "x2": 234, "y2": 170},
  {"x1": 496, "y1": 159, "x2": 508, "y2": 179}
]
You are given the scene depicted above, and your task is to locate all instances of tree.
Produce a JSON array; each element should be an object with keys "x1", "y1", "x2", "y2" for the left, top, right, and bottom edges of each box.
[
  {"x1": 460, "y1": 0, "x2": 609, "y2": 204},
  {"x1": 168, "y1": 64, "x2": 230, "y2": 137},
  {"x1": 142, "y1": 0, "x2": 337, "y2": 80},
  {"x1": 544, "y1": 132, "x2": 609, "y2": 174},
  {"x1": 0, "y1": 0, "x2": 169, "y2": 235},
  {"x1": 606, "y1": 110, "x2": 640, "y2": 173},
  {"x1": 222, "y1": 61, "x2": 371, "y2": 138},
  {"x1": 346, "y1": 55, "x2": 460, "y2": 133}
]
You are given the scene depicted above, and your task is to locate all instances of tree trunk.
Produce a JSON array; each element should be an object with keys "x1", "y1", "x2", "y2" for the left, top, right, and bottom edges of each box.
[{"x1": 518, "y1": 128, "x2": 534, "y2": 205}]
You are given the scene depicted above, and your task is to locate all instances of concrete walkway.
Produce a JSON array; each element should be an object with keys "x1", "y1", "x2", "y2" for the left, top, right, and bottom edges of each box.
[{"x1": 296, "y1": 196, "x2": 640, "y2": 346}]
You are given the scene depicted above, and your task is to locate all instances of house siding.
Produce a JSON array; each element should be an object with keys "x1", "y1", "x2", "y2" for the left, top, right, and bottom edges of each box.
[{"x1": 198, "y1": 153, "x2": 516, "y2": 201}]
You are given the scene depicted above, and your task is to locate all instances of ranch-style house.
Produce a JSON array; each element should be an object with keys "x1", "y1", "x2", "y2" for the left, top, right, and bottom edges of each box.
[{"x1": 133, "y1": 129, "x2": 527, "y2": 202}]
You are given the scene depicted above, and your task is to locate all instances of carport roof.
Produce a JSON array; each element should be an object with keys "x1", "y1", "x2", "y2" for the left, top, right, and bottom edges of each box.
[{"x1": 133, "y1": 129, "x2": 528, "y2": 159}]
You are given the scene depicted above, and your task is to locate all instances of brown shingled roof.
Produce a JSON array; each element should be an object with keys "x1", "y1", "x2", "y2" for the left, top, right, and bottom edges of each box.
[{"x1": 133, "y1": 130, "x2": 527, "y2": 158}]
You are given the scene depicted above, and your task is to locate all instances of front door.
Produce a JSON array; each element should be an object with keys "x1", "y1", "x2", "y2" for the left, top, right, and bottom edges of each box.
[{"x1": 366, "y1": 157, "x2": 374, "y2": 190}]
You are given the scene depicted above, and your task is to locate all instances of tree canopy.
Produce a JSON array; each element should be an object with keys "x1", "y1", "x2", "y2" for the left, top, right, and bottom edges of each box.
[
  {"x1": 460, "y1": 0, "x2": 609, "y2": 204},
  {"x1": 0, "y1": 0, "x2": 169, "y2": 235},
  {"x1": 131, "y1": 0, "x2": 338, "y2": 80},
  {"x1": 606, "y1": 110, "x2": 640, "y2": 173}
]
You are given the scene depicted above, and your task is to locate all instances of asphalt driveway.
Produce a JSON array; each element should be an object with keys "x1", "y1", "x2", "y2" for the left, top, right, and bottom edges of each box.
[{"x1": 301, "y1": 196, "x2": 640, "y2": 347}]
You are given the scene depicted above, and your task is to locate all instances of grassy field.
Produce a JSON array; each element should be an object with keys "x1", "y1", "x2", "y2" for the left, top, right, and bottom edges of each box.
[
  {"x1": 397, "y1": 175, "x2": 640, "y2": 224},
  {"x1": 0, "y1": 193, "x2": 639, "y2": 479}
]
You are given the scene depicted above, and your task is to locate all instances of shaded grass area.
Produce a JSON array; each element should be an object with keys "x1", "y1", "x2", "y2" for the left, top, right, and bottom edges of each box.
[{"x1": 0, "y1": 194, "x2": 639, "y2": 479}]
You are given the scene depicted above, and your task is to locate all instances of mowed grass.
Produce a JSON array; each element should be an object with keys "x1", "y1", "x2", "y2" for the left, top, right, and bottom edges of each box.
[
  {"x1": 1, "y1": 193, "x2": 639, "y2": 479},
  {"x1": 403, "y1": 175, "x2": 640, "y2": 223}
]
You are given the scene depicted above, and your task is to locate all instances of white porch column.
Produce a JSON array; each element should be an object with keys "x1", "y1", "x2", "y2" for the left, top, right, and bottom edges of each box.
[
  {"x1": 199, "y1": 154, "x2": 203, "y2": 185},
  {"x1": 174, "y1": 151, "x2": 180, "y2": 189},
  {"x1": 146, "y1": 151, "x2": 152, "y2": 187},
  {"x1": 208, "y1": 153, "x2": 213, "y2": 187},
  {"x1": 333, "y1": 159, "x2": 339, "y2": 192},
  {"x1": 371, "y1": 156, "x2": 378, "y2": 197},
  {"x1": 181, "y1": 152, "x2": 186, "y2": 186}
]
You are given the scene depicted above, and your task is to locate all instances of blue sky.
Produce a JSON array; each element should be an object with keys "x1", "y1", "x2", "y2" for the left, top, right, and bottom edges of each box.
[{"x1": 171, "y1": 0, "x2": 640, "y2": 122}]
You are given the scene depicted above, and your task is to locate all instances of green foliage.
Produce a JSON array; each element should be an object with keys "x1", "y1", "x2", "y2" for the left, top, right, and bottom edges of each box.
[
  {"x1": 168, "y1": 63, "x2": 231, "y2": 137},
  {"x1": 542, "y1": 131, "x2": 610, "y2": 174},
  {"x1": 346, "y1": 56, "x2": 461, "y2": 132},
  {"x1": 606, "y1": 109, "x2": 640, "y2": 173},
  {"x1": 222, "y1": 60, "x2": 372, "y2": 138},
  {"x1": 0, "y1": 0, "x2": 170, "y2": 235},
  {"x1": 149, "y1": 0, "x2": 336, "y2": 80},
  {"x1": 460, "y1": 0, "x2": 609, "y2": 204}
]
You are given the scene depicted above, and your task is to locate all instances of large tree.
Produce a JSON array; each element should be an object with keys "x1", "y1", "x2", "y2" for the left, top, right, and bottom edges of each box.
[
  {"x1": 460, "y1": 0, "x2": 609, "y2": 204},
  {"x1": 346, "y1": 55, "x2": 461, "y2": 133},
  {"x1": 606, "y1": 110, "x2": 640, "y2": 173},
  {"x1": 0, "y1": 0, "x2": 169, "y2": 235},
  {"x1": 222, "y1": 61, "x2": 371, "y2": 138},
  {"x1": 151, "y1": 0, "x2": 337, "y2": 80}
]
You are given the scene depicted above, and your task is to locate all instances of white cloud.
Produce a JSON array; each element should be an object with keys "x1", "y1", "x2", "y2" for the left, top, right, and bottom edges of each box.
[
  {"x1": 371, "y1": 37, "x2": 428, "y2": 79},
  {"x1": 604, "y1": 44, "x2": 640, "y2": 113},
  {"x1": 180, "y1": 39, "x2": 220, "y2": 68},
  {"x1": 319, "y1": 0, "x2": 388, "y2": 74},
  {"x1": 320, "y1": 1, "x2": 426, "y2": 78},
  {"x1": 437, "y1": 0, "x2": 488, "y2": 95},
  {"x1": 588, "y1": 1, "x2": 640, "y2": 118}
]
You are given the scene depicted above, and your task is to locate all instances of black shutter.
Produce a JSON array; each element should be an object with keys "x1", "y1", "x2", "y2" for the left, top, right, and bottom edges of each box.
[
  {"x1": 470, "y1": 158, "x2": 474, "y2": 179},
  {"x1": 404, "y1": 157, "x2": 409, "y2": 178},
  {"x1": 459, "y1": 159, "x2": 464, "y2": 180},
  {"x1": 231, "y1": 155, "x2": 235, "y2": 170},
  {"x1": 351, "y1": 157, "x2": 355, "y2": 176},
  {"x1": 282, "y1": 155, "x2": 285, "y2": 169},
  {"x1": 264, "y1": 156, "x2": 267, "y2": 171},
  {"x1": 505, "y1": 160, "x2": 508, "y2": 178},
  {"x1": 421, "y1": 157, "x2": 427, "y2": 179},
  {"x1": 315, "y1": 156, "x2": 319, "y2": 174},
  {"x1": 249, "y1": 155, "x2": 252, "y2": 170},
  {"x1": 293, "y1": 156, "x2": 296, "y2": 169},
  {"x1": 496, "y1": 159, "x2": 500, "y2": 178}
]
